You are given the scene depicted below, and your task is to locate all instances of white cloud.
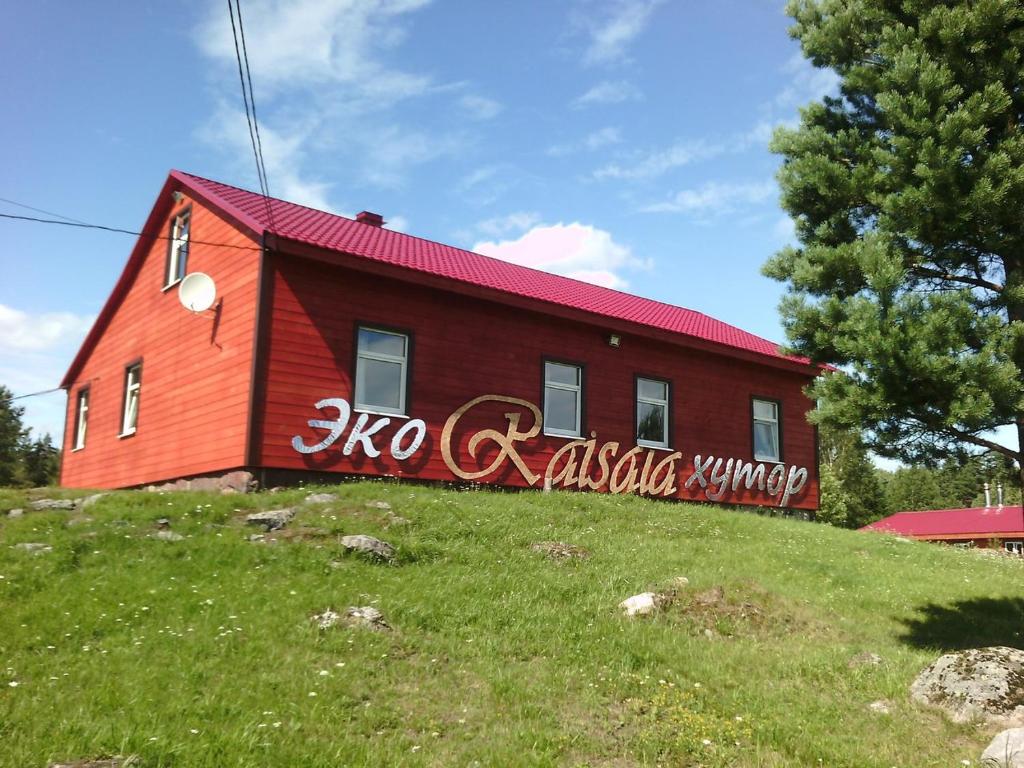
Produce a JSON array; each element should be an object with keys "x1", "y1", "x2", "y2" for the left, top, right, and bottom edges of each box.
[
  {"x1": 474, "y1": 211, "x2": 542, "y2": 238},
  {"x1": 572, "y1": 80, "x2": 642, "y2": 108},
  {"x1": 0, "y1": 304, "x2": 94, "y2": 353},
  {"x1": 195, "y1": 0, "x2": 466, "y2": 194},
  {"x1": 579, "y1": 0, "x2": 663, "y2": 66},
  {"x1": 360, "y1": 124, "x2": 464, "y2": 188},
  {"x1": 640, "y1": 180, "x2": 776, "y2": 216},
  {"x1": 459, "y1": 94, "x2": 503, "y2": 120},
  {"x1": 473, "y1": 222, "x2": 648, "y2": 289},
  {"x1": 199, "y1": 104, "x2": 337, "y2": 211},
  {"x1": 384, "y1": 214, "x2": 409, "y2": 232},
  {"x1": 455, "y1": 165, "x2": 519, "y2": 207},
  {"x1": 593, "y1": 138, "x2": 722, "y2": 181},
  {"x1": 0, "y1": 303, "x2": 95, "y2": 445},
  {"x1": 776, "y1": 50, "x2": 841, "y2": 110},
  {"x1": 547, "y1": 126, "x2": 622, "y2": 156},
  {"x1": 195, "y1": 0, "x2": 433, "y2": 101},
  {"x1": 773, "y1": 214, "x2": 796, "y2": 243}
]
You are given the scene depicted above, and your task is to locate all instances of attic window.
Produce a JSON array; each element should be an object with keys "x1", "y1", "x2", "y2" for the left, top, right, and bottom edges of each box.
[{"x1": 165, "y1": 208, "x2": 191, "y2": 288}]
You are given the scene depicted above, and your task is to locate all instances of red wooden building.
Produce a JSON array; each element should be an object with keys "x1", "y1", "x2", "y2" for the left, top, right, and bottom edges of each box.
[
  {"x1": 60, "y1": 171, "x2": 822, "y2": 510},
  {"x1": 862, "y1": 505, "x2": 1024, "y2": 552}
]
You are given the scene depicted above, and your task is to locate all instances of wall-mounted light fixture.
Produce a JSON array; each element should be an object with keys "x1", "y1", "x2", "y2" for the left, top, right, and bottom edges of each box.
[
  {"x1": 608, "y1": 334, "x2": 621, "y2": 348},
  {"x1": 171, "y1": 190, "x2": 185, "y2": 203}
]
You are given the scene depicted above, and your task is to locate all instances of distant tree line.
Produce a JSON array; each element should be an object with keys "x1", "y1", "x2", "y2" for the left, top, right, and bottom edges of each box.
[
  {"x1": 816, "y1": 424, "x2": 1021, "y2": 530},
  {"x1": 0, "y1": 385, "x2": 60, "y2": 487}
]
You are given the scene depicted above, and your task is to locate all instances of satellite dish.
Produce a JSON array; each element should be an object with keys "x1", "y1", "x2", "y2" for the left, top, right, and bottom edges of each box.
[{"x1": 178, "y1": 272, "x2": 217, "y2": 313}]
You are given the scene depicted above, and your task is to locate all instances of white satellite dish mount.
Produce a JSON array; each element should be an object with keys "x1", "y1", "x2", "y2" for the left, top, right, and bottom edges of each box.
[{"x1": 178, "y1": 272, "x2": 219, "y2": 314}]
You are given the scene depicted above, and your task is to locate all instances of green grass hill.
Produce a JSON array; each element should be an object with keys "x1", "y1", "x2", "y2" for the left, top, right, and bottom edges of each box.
[{"x1": 1, "y1": 482, "x2": 1022, "y2": 767}]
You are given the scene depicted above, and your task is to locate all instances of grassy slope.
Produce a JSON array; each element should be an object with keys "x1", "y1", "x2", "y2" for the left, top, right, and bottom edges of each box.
[{"x1": 1, "y1": 482, "x2": 1022, "y2": 767}]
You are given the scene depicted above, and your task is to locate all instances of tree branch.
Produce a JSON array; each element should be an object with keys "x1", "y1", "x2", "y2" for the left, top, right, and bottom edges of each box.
[
  {"x1": 945, "y1": 426, "x2": 1019, "y2": 460},
  {"x1": 911, "y1": 265, "x2": 1003, "y2": 293}
]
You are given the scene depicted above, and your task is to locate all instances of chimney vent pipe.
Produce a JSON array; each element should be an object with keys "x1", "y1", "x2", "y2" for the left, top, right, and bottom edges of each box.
[
  {"x1": 984, "y1": 482, "x2": 991, "y2": 508},
  {"x1": 356, "y1": 211, "x2": 385, "y2": 227}
]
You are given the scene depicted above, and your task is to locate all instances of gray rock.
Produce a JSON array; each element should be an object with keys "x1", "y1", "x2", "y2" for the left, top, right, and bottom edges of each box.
[
  {"x1": 152, "y1": 530, "x2": 184, "y2": 542},
  {"x1": 246, "y1": 508, "x2": 295, "y2": 531},
  {"x1": 312, "y1": 609, "x2": 342, "y2": 629},
  {"x1": 79, "y1": 493, "x2": 108, "y2": 509},
  {"x1": 868, "y1": 699, "x2": 891, "y2": 715},
  {"x1": 149, "y1": 470, "x2": 256, "y2": 494},
  {"x1": 530, "y1": 541, "x2": 590, "y2": 561},
  {"x1": 7, "y1": 508, "x2": 23, "y2": 518},
  {"x1": 849, "y1": 652, "x2": 883, "y2": 668},
  {"x1": 911, "y1": 647, "x2": 1024, "y2": 724},
  {"x1": 386, "y1": 514, "x2": 411, "y2": 526},
  {"x1": 313, "y1": 606, "x2": 390, "y2": 631},
  {"x1": 344, "y1": 606, "x2": 390, "y2": 631},
  {"x1": 619, "y1": 592, "x2": 658, "y2": 617},
  {"x1": 156, "y1": 518, "x2": 171, "y2": 529},
  {"x1": 365, "y1": 500, "x2": 391, "y2": 510},
  {"x1": 15, "y1": 542, "x2": 52, "y2": 554},
  {"x1": 340, "y1": 534, "x2": 395, "y2": 562},
  {"x1": 29, "y1": 498, "x2": 75, "y2": 511},
  {"x1": 306, "y1": 493, "x2": 338, "y2": 504},
  {"x1": 982, "y1": 727, "x2": 1024, "y2": 767}
]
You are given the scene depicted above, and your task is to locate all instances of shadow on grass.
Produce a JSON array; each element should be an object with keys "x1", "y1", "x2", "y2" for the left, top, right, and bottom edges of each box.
[{"x1": 899, "y1": 597, "x2": 1024, "y2": 651}]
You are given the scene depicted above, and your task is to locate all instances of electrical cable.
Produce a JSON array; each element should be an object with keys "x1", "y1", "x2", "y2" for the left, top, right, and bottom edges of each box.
[
  {"x1": 0, "y1": 212, "x2": 262, "y2": 251},
  {"x1": 3, "y1": 387, "x2": 64, "y2": 401},
  {"x1": 0, "y1": 196, "x2": 89, "y2": 225},
  {"x1": 227, "y1": 0, "x2": 275, "y2": 230},
  {"x1": 234, "y1": 0, "x2": 276, "y2": 232}
]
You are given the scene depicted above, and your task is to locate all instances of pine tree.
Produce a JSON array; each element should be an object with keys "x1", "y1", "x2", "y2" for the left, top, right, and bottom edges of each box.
[
  {"x1": 817, "y1": 425, "x2": 887, "y2": 527},
  {"x1": 0, "y1": 386, "x2": 28, "y2": 486},
  {"x1": 765, "y1": 1, "x2": 1024, "y2": 490},
  {"x1": 22, "y1": 433, "x2": 60, "y2": 488}
]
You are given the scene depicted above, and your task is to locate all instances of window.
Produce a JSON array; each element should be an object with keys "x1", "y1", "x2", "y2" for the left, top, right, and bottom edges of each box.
[
  {"x1": 355, "y1": 327, "x2": 408, "y2": 415},
  {"x1": 72, "y1": 388, "x2": 89, "y2": 450},
  {"x1": 544, "y1": 361, "x2": 582, "y2": 437},
  {"x1": 636, "y1": 377, "x2": 669, "y2": 448},
  {"x1": 165, "y1": 209, "x2": 191, "y2": 287},
  {"x1": 752, "y1": 398, "x2": 780, "y2": 462},
  {"x1": 120, "y1": 363, "x2": 142, "y2": 436},
  {"x1": 1005, "y1": 541, "x2": 1023, "y2": 555}
]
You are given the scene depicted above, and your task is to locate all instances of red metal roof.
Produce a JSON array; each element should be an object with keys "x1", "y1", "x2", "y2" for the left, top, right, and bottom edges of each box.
[
  {"x1": 171, "y1": 170, "x2": 814, "y2": 369},
  {"x1": 862, "y1": 506, "x2": 1024, "y2": 539}
]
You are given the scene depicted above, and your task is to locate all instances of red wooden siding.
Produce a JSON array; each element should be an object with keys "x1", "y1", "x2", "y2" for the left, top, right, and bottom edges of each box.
[
  {"x1": 253, "y1": 253, "x2": 819, "y2": 509},
  {"x1": 60, "y1": 194, "x2": 260, "y2": 488}
]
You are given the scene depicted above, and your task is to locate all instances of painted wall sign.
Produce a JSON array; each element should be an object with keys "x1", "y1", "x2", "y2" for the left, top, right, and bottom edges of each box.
[{"x1": 292, "y1": 395, "x2": 809, "y2": 507}]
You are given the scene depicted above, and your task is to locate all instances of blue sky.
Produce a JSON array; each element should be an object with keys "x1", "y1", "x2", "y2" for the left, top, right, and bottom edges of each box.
[{"x1": 0, "y1": 0, "x2": 840, "y2": 445}]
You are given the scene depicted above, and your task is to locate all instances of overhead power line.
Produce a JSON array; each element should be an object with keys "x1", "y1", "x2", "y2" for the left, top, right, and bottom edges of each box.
[
  {"x1": 4, "y1": 387, "x2": 64, "y2": 402},
  {"x1": 0, "y1": 196, "x2": 89, "y2": 225},
  {"x1": 228, "y1": 0, "x2": 275, "y2": 230},
  {"x1": 0, "y1": 212, "x2": 262, "y2": 251}
]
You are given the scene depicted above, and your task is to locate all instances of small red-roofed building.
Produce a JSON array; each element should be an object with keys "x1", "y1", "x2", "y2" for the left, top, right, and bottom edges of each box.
[
  {"x1": 58, "y1": 171, "x2": 823, "y2": 510},
  {"x1": 861, "y1": 505, "x2": 1024, "y2": 553}
]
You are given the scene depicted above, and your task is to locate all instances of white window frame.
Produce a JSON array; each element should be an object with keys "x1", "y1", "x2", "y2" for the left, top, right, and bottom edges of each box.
[
  {"x1": 543, "y1": 361, "x2": 582, "y2": 438},
  {"x1": 636, "y1": 377, "x2": 669, "y2": 449},
  {"x1": 752, "y1": 397, "x2": 781, "y2": 463},
  {"x1": 354, "y1": 327, "x2": 408, "y2": 416},
  {"x1": 120, "y1": 363, "x2": 142, "y2": 437},
  {"x1": 72, "y1": 387, "x2": 89, "y2": 451},
  {"x1": 165, "y1": 210, "x2": 191, "y2": 288},
  {"x1": 1005, "y1": 541, "x2": 1023, "y2": 555}
]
